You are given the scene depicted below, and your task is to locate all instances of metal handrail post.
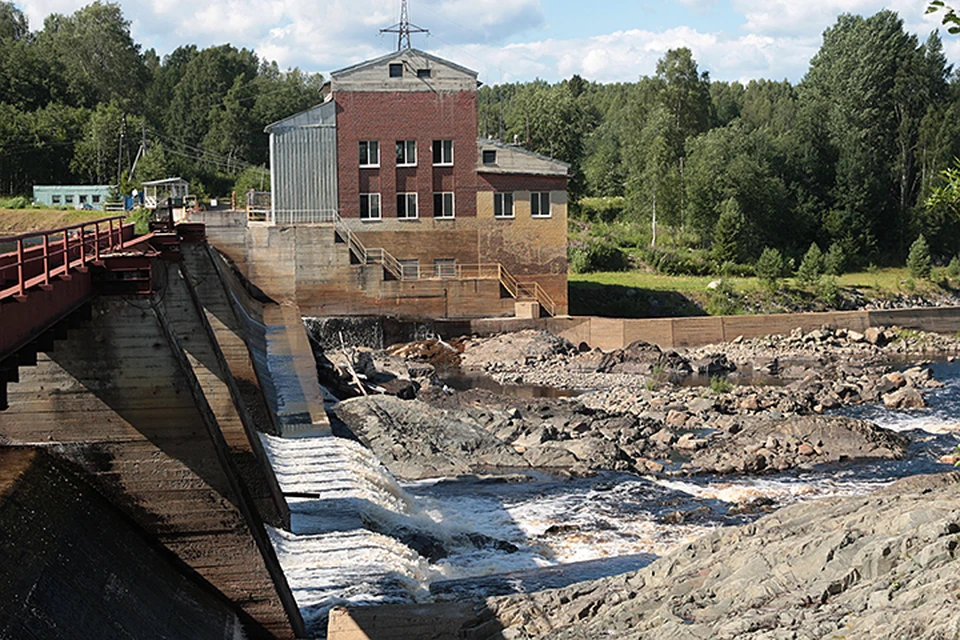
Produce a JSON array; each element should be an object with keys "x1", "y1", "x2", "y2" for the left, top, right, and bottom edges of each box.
[
  {"x1": 63, "y1": 229, "x2": 70, "y2": 275},
  {"x1": 16, "y1": 237, "x2": 24, "y2": 298},
  {"x1": 42, "y1": 235, "x2": 50, "y2": 287}
]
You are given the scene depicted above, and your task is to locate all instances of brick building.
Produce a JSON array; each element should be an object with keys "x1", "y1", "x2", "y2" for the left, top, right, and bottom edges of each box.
[{"x1": 212, "y1": 48, "x2": 569, "y2": 319}]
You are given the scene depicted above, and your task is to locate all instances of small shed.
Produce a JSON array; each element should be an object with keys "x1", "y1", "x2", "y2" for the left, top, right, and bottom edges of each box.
[
  {"x1": 32, "y1": 185, "x2": 115, "y2": 210},
  {"x1": 142, "y1": 178, "x2": 189, "y2": 209}
]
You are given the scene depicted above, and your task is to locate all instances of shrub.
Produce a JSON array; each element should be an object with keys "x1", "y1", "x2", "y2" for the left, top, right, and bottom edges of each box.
[
  {"x1": 797, "y1": 242, "x2": 824, "y2": 286},
  {"x1": 637, "y1": 248, "x2": 713, "y2": 276},
  {"x1": 816, "y1": 275, "x2": 842, "y2": 308},
  {"x1": 1, "y1": 195, "x2": 31, "y2": 209},
  {"x1": 823, "y1": 242, "x2": 846, "y2": 276},
  {"x1": 755, "y1": 247, "x2": 785, "y2": 291},
  {"x1": 127, "y1": 209, "x2": 152, "y2": 235},
  {"x1": 705, "y1": 279, "x2": 743, "y2": 316},
  {"x1": 710, "y1": 375, "x2": 733, "y2": 394},
  {"x1": 577, "y1": 196, "x2": 626, "y2": 222},
  {"x1": 569, "y1": 238, "x2": 628, "y2": 273},
  {"x1": 907, "y1": 234, "x2": 932, "y2": 280}
]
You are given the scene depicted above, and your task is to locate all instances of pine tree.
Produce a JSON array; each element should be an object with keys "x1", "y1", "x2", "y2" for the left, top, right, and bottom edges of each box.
[{"x1": 907, "y1": 234, "x2": 932, "y2": 279}]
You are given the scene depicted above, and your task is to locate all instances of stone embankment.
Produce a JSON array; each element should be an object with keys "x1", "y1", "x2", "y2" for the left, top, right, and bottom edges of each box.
[
  {"x1": 479, "y1": 471, "x2": 960, "y2": 640},
  {"x1": 328, "y1": 325, "x2": 955, "y2": 481}
]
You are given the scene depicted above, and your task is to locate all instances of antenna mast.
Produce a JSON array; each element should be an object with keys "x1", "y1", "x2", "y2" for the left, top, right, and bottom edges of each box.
[{"x1": 380, "y1": 0, "x2": 429, "y2": 50}]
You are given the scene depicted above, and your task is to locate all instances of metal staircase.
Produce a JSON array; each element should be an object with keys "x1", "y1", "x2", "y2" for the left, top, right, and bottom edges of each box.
[{"x1": 330, "y1": 213, "x2": 556, "y2": 316}]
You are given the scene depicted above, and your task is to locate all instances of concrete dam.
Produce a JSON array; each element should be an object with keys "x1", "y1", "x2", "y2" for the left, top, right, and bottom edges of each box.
[{"x1": 0, "y1": 222, "x2": 333, "y2": 638}]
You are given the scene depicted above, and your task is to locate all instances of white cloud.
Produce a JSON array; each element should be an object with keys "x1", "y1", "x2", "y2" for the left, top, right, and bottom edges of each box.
[{"x1": 433, "y1": 26, "x2": 822, "y2": 85}]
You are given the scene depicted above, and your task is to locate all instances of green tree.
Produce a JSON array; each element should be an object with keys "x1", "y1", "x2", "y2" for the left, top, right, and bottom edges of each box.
[
  {"x1": 711, "y1": 198, "x2": 747, "y2": 264},
  {"x1": 756, "y1": 247, "x2": 786, "y2": 291},
  {"x1": 927, "y1": 1, "x2": 960, "y2": 33},
  {"x1": 823, "y1": 242, "x2": 847, "y2": 276},
  {"x1": 797, "y1": 242, "x2": 824, "y2": 285},
  {"x1": 37, "y1": 2, "x2": 147, "y2": 109},
  {"x1": 907, "y1": 234, "x2": 933, "y2": 279}
]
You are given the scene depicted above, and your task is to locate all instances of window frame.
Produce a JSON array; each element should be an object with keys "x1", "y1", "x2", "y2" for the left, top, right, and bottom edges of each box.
[
  {"x1": 433, "y1": 192, "x2": 455, "y2": 219},
  {"x1": 91, "y1": 195, "x2": 101, "y2": 204},
  {"x1": 51, "y1": 195, "x2": 61, "y2": 205},
  {"x1": 417, "y1": 68, "x2": 431, "y2": 79},
  {"x1": 396, "y1": 140, "x2": 417, "y2": 167},
  {"x1": 359, "y1": 140, "x2": 380, "y2": 168},
  {"x1": 396, "y1": 192, "x2": 419, "y2": 219},
  {"x1": 530, "y1": 192, "x2": 551, "y2": 218},
  {"x1": 432, "y1": 140, "x2": 453, "y2": 166},
  {"x1": 64, "y1": 194, "x2": 74, "y2": 204},
  {"x1": 482, "y1": 149, "x2": 497, "y2": 164},
  {"x1": 360, "y1": 193, "x2": 381, "y2": 220},
  {"x1": 493, "y1": 192, "x2": 514, "y2": 219},
  {"x1": 389, "y1": 63, "x2": 403, "y2": 78}
]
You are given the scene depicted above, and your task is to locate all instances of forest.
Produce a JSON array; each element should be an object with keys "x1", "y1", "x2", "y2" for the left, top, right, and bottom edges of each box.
[{"x1": 1, "y1": 1, "x2": 959, "y2": 271}]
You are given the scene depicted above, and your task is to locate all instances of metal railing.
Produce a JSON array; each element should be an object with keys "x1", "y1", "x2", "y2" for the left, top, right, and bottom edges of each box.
[{"x1": 0, "y1": 216, "x2": 132, "y2": 302}]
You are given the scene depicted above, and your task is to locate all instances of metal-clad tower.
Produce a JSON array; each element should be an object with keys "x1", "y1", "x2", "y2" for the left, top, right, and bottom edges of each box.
[{"x1": 380, "y1": 0, "x2": 428, "y2": 50}]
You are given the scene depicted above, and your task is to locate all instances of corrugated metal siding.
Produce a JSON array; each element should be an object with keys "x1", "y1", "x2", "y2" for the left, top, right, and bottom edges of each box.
[{"x1": 270, "y1": 101, "x2": 338, "y2": 222}]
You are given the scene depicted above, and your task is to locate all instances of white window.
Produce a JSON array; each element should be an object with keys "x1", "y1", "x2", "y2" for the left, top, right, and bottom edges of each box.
[
  {"x1": 494, "y1": 193, "x2": 514, "y2": 219},
  {"x1": 434, "y1": 258, "x2": 456, "y2": 279},
  {"x1": 359, "y1": 141, "x2": 379, "y2": 167},
  {"x1": 433, "y1": 192, "x2": 454, "y2": 219},
  {"x1": 360, "y1": 193, "x2": 381, "y2": 220},
  {"x1": 65, "y1": 194, "x2": 74, "y2": 204},
  {"x1": 51, "y1": 195, "x2": 61, "y2": 204},
  {"x1": 432, "y1": 140, "x2": 453, "y2": 165},
  {"x1": 396, "y1": 193, "x2": 418, "y2": 219},
  {"x1": 531, "y1": 192, "x2": 551, "y2": 218},
  {"x1": 396, "y1": 140, "x2": 417, "y2": 166}
]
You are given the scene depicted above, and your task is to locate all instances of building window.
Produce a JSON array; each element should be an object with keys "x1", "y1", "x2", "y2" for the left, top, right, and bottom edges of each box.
[
  {"x1": 531, "y1": 192, "x2": 551, "y2": 218},
  {"x1": 92, "y1": 195, "x2": 100, "y2": 204},
  {"x1": 396, "y1": 193, "x2": 418, "y2": 219},
  {"x1": 360, "y1": 193, "x2": 381, "y2": 220},
  {"x1": 433, "y1": 192, "x2": 454, "y2": 218},
  {"x1": 359, "y1": 141, "x2": 380, "y2": 167},
  {"x1": 482, "y1": 149, "x2": 497, "y2": 164},
  {"x1": 494, "y1": 193, "x2": 514, "y2": 219},
  {"x1": 51, "y1": 195, "x2": 61, "y2": 204},
  {"x1": 65, "y1": 195, "x2": 74, "y2": 204},
  {"x1": 417, "y1": 68, "x2": 431, "y2": 79},
  {"x1": 396, "y1": 140, "x2": 417, "y2": 166},
  {"x1": 78, "y1": 195, "x2": 87, "y2": 204},
  {"x1": 389, "y1": 63, "x2": 403, "y2": 78},
  {"x1": 434, "y1": 258, "x2": 456, "y2": 279},
  {"x1": 432, "y1": 140, "x2": 453, "y2": 165},
  {"x1": 398, "y1": 259, "x2": 419, "y2": 280}
]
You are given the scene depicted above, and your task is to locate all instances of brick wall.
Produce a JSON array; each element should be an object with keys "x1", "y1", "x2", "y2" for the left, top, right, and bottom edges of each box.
[{"x1": 336, "y1": 91, "x2": 478, "y2": 221}]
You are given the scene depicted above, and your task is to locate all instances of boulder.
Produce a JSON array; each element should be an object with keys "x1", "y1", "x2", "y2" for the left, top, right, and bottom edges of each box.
[{"x1": 882, "y1": 386, "x2": 927, "y2": 409}]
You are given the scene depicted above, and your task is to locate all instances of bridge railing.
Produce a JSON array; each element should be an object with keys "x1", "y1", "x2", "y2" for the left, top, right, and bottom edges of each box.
[{"x1": 0, "y1": 216, "x2": 132, "y2": 302}]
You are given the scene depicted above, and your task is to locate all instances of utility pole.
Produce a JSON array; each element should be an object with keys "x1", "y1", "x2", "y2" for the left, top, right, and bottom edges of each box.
[
  {"x1": 380, "y1": 0, "x2": 428, "y2": 50},
  {"x1": 117, "y1": 114, "x2": 126, "y2": 185}
]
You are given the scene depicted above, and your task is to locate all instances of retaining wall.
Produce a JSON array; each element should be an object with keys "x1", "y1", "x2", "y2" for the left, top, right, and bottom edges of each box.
[{"x1": 435, "y1": 306, "x2": 960, "y2": 351}]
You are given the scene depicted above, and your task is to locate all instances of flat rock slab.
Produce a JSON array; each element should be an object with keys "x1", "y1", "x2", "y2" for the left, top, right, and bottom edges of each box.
[
  {"x1": 691, "y1": 414, "x2": 909, "y2": 474},
  {"x1": 333, "y1": 395, "x2": 528, "y2": 480}
]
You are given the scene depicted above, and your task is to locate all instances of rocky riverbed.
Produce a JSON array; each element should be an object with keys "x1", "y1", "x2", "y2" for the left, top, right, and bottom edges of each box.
[{"x1": 327, "y1": 326, "x2": 959, "y2": 481}]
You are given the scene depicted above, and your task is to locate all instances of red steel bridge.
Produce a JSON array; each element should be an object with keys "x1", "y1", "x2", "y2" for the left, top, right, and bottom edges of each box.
[{"x1": 0, "y1": 215, "x2": 204, "y2": 409}]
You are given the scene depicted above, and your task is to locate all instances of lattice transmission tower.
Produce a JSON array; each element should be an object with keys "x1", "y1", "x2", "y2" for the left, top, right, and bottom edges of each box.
[{"x1": 380, "y1": 0, "x2": 429, "y2": 50}]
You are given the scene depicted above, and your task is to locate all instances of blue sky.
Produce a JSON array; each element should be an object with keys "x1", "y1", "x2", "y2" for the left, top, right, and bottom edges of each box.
[{"x1": 15, "y1": 0, "x2": 960, "y2": 85}]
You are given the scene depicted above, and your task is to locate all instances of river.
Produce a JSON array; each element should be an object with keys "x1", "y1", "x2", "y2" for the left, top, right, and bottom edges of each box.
[{"x1": 262, "y1": 359, "x2": 960, "y2": 637}]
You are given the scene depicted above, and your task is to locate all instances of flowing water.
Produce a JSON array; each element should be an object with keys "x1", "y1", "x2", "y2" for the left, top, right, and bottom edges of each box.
[{"x1": 264, "y1": 358, "x2": 960, "y2": 638}]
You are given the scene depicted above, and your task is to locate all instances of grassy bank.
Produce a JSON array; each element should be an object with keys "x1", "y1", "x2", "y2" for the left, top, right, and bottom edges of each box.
[
  {"x1": 0, "y1": 208, "x2": 120, "y2": 234},
  {"x1": 570, "y1": 267, "x2": 957, "y2": 318}
]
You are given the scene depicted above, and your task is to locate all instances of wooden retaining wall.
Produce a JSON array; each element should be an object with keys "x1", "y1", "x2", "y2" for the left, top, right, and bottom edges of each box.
[{"x1": 439, "y1": 306, "x2": 960, "y2": 351}]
